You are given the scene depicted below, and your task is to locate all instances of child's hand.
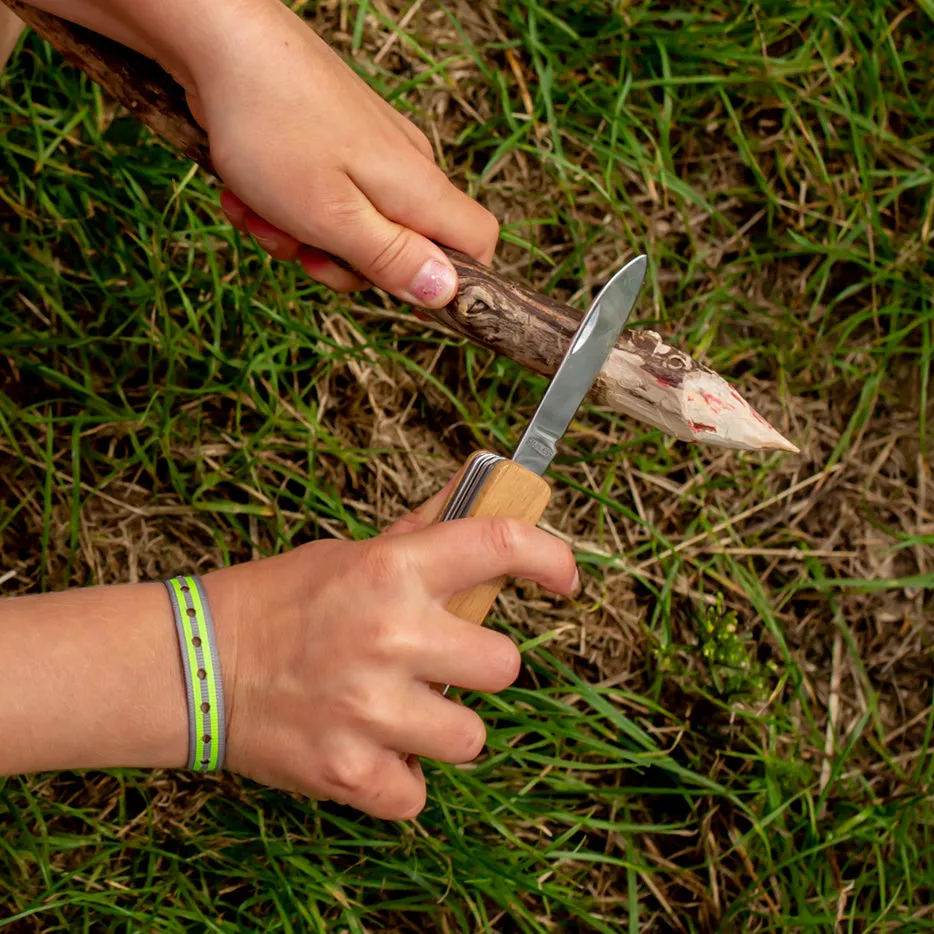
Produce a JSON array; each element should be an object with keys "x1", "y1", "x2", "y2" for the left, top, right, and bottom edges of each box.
[
  {"x1": 180, "y1": 1, "x2": 498, "y2": 308},
  {"x1": 34, "y1": 0, "x2": 499, "y2": 307},
  {"x1": 33, "y1": 0, "x2": 497, "y2": 305},
  {"x1": 203, "y1": 487, "x2": 578, "y2": 821}
]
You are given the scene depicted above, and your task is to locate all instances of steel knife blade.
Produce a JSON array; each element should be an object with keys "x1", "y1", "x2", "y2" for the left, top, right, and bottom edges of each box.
[{"x1": 511, "y1": 254, "x2": 648, "y2": 475}]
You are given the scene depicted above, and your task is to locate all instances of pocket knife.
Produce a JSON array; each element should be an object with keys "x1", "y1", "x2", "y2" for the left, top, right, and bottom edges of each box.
[{"x1": 431, "y1": 254, "x2": 648, "y2": 628}]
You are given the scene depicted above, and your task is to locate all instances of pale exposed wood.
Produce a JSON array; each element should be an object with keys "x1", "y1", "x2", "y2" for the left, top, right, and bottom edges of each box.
[
  {"x1": 0, "y1": 0, "x2": 799, "y2": 454},
  {"x1": 439, "y1": 453, "x2": 552, "y2": 626},
  {"x1": 0, "y1": 5, "x2": 23, "y2": 72}
]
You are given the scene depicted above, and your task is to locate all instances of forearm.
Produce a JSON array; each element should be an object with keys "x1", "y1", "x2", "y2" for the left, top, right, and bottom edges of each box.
[
  {"x1": 0, "y1": 582, "x2": 188, "y2": 775},
  {"x1": 15, "y1": 0, "x2": 279, "y2": 84}
]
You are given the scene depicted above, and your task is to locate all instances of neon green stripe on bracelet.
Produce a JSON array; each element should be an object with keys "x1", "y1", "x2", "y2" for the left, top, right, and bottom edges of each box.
[
  {"x1": 171, "y1": 577, "x2": 205, "y2": 759},
  {"x1": 187, "y1": 577, "x2": 220, "y2": 771}
]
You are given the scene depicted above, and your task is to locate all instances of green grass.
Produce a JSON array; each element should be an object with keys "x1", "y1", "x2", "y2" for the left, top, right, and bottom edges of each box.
[{"x1": 1, "y1": 0, "x2": 933, "y2": 930}]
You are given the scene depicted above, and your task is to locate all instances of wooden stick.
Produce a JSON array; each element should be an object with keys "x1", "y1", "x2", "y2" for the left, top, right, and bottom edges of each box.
[
  {"x1": 1, "y1": 0, "x2": 798, "y2": 454},
  {"x1": 438, "y1": 251, "x2": 797, "y2": 452}
]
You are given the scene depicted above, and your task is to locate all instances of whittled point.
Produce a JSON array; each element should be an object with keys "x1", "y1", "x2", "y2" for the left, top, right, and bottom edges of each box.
[
  {"x1": 680, "y1": 370, "x2": 800, "y2": 453},
  {"x1": 429, "y1": 254, "x2": 799, "y2": 454},
  {"x1": 686, "y1": 410, "x2": 800, "y2": 453},
  {"x1": 594, "y1": 330, "x2": 800, "y2": 454}
]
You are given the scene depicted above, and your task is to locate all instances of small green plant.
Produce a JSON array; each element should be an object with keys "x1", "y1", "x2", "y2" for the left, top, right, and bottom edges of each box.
[
  {"x1": 695, "y1": 593, "x2": 778, "y2": 700},
  {"x1": 655, "y1": 594, "x2": 779, "y2": 703}
]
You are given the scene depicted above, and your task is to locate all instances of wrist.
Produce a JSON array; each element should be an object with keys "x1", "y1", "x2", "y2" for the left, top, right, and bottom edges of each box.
[
  {"x1": 199, "y1": 567, "x2": 242, "y2": 763},
  {"x1": 22, "y1": 0, "x2": 286, "y2": 94},
  {"x1": 195, "y1": 545, "x2": 329, "y2": 781},
  {"x1": 143, "y1": 0, "x2": 298, "y2": 97},
  {"x1": 144, "y1": 0, "x2": 280, "y2": 88}
]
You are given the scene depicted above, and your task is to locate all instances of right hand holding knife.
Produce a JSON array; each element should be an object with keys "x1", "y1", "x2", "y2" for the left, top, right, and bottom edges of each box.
[{"x1": 200, "y1": 483, "x2": 579, "y2": 821}]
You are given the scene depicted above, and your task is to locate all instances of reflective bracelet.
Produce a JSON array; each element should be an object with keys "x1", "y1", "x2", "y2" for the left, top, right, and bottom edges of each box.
[{"x1": 164, "y1": 574, "x2": 227, "y2": 771}]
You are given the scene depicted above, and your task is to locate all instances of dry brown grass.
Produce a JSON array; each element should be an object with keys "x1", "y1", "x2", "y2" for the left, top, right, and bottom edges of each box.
[{"x1": 1, "y1": 0, "x2": 933, "y2": 929}]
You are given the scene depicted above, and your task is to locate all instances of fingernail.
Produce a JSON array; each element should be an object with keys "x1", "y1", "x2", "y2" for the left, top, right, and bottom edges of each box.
[
  {"x1": 254, "y1": 235, "x2": 278, "y2": 254},
  {"x1": 571, "y1": 567, "x2": 581, "y2": 595},
  {"x1": 220, "y1": 190, "x2": 244, "y2": 226},
  {"x1": 405, "y1": 258, "x2": 456, "y2": 308}
]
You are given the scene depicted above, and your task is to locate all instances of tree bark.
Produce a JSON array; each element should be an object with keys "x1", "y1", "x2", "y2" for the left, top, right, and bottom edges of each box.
[{"x1": 0, "y1": 0, "x2": 797, "y2": 453}]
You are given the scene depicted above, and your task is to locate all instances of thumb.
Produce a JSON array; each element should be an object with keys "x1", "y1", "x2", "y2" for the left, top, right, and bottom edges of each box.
[{"x1": 317, "y1": 194, "x2": 458, "y2": 310}]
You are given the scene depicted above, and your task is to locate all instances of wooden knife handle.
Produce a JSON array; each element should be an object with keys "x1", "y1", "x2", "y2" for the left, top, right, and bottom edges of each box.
[{"x1": 435, "y1": 452, "x2": 552, "y2": 626}]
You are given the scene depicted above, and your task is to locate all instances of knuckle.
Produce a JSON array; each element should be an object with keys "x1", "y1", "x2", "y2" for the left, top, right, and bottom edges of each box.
[
  {"x1": 367, "y1": 614, "x2": 409, "y2": 663},
  {"x1": 320, "y1": 752, "x2": 377, "y2": 798},
  {"x1": 367, "y1": 227, "x2": 411, "y2": 278},
  {"x1": 480, "y1": 208, "x2": 500, "y2": 244},
  {"x1": 208, "y1": 138, "x2": 237, "y2": 177},
  {"x1": 343, "y1": 679, "x2": 384, "y2": 724},
  {"x1": 488, "y1": 635, "x2": 522, "y2": 689},
  {"x1": 544, "y1": 536, "x2": 577, "y2": 588},
  {"x1": 483, "y1": 516, "x2": 523, "y2": 561},
  {"x1": 413, "y1": 127, "x2": 434, "y2": 160},
  {"x1": 395, "y1": 785, "x2": 427, "y2": 821},
  {"x1": 359, "y1": 541, "x2": 407, "y2": 590},
  {"x1": 387, "y1": 512, "x2": 419, "y2": 537},
  {"x1": 452, "y1": 711, "x2": 487, "y2": 762},
  {"x1": 313, "y1": 197, "x2": 365, "y2": 233}
]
